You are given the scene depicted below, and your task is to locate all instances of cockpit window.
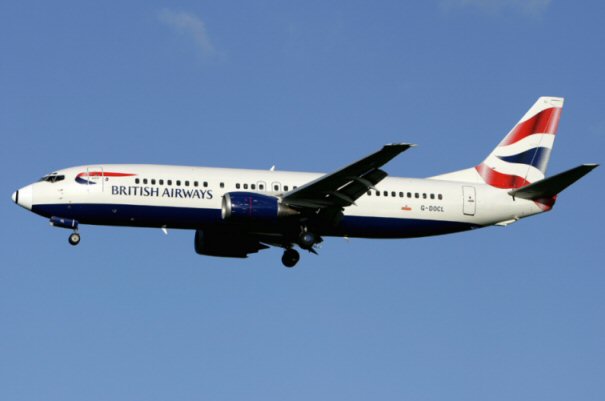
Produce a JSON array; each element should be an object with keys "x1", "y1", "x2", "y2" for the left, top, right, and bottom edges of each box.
[{"x1": 39, "y1": 174, "x2": 65, "y2": 183}]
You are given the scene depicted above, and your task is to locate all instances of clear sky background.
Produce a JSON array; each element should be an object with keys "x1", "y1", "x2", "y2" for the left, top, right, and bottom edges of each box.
[{"x1": 1, "y1": 1, "x2": 604, "y2": 400}]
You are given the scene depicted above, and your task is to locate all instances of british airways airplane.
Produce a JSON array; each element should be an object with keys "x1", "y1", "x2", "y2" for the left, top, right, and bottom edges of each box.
[{"x1": 12, "y1": 97, "x2": 598, "y2": 267}]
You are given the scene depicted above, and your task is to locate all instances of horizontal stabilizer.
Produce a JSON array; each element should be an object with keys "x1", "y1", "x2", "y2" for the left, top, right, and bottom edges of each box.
[{"x1": 508, "y1": 164, "x2": 599, "y2": 200}]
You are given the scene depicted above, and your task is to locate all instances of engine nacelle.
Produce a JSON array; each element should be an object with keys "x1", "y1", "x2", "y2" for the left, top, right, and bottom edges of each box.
[
  {"x1": 194, "y1": 229, "x2": 268, "y2": 258},
  {"x1": 221, "y1": 192, "x2": 298, "y2": 221}
]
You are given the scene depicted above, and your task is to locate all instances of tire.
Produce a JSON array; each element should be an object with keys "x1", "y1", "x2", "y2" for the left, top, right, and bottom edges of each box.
[
  {"x1": 298, "y1": 232, "x2": 316, "y2": 250},
  {"x1": 68, "y1": 233, "x2": 80, "y2": 246},
  {"x1": 282, "y1": 249, "x2": 300, "y2": 268}
]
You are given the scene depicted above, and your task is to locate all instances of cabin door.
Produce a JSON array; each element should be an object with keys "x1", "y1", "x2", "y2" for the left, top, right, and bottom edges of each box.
[
  {"x1": 86, "y1": 166, "x2": 105, "y2": 193},
  {"x1": 463, "y1": 186, "x2": 476, "y2": 216}
]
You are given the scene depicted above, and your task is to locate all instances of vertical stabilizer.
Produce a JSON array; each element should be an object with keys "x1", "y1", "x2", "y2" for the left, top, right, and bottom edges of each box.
[
  {"x1": 476, "y1": 97, "x2": 564, "y2": 188},
  {"x1": 431, "y1": 97, "x2": 564, "y2": 187}
]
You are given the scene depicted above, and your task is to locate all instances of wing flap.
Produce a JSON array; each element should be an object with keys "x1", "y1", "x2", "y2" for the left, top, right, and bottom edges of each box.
[{"x1": 283, "y1": 144, "x2": 412, "y2": 209}]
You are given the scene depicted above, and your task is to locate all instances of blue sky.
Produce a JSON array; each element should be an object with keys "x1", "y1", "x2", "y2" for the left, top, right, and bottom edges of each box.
[{"x1": 1, "y1": 1, "x2": 604, "y2": 400}]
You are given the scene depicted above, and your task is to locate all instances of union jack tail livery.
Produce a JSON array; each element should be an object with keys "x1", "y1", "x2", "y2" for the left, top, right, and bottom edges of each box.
[{"x1": 476, "y1": 96, "x2": 563, "y2": 189}]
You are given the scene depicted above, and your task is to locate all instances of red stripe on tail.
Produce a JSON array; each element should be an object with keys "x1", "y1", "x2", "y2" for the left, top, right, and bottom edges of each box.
[
  {"x1": 475, "y1": 163, "x2": 531, "y2": 189},
  {"x1": 500, "y1": 107, "x2": 561, "y2": 146}
]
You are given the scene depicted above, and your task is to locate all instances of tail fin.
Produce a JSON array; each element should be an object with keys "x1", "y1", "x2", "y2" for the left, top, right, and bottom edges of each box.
[
  {"x1": 476, "y1": 96, "x2": 564, "y2": 188},
  {"x1": 430, "y1": 97, "x2": 564, "y2": 186}
]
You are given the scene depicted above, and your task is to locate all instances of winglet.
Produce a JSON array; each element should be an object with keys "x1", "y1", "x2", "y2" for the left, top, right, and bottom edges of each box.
[{"x1": 508, "y1": 163, "x2": 598, "y2": 200}]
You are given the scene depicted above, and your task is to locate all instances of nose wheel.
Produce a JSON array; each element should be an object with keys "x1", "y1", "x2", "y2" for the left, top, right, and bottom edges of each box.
[
  {"x1": 282, "y1": 249, "x2": 300, "y2": 268},
  {"x1": 68, "y1": 232, "x2": 81, "y2": 246}
]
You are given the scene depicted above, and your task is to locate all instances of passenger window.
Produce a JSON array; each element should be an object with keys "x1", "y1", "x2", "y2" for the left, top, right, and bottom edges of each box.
[
  {"x1": 176, "y1": 180, "x2": 181, "y2": 186},
  {"x1": 376, "y1": 191, "x2": 380, "y2": 196},
  {"x1": 423, "y1": 193, "x2": 427, "y2": 199},
  {"x1": 220, "y1": 182, "x2": 224, "y2": 188},
  {"x1": 399, "y1": 192, "x2": 404, "y2": 198},
  {"x1": 438, "y1": 194, "x2": 443, "y2": 200},
  {"x1": 415, "y1": 193, "x2": 419, "y2": 199},
  {"x1": 274, "y1": 185, "x2": 279, "y2": 191},
  {"x1": 383, "y1": 191, "x2": 388, "y2": 197},
  {"x1": 143, "y1": 179, "x2": 148, "y2": 185},
  {"x1": 430, "y1": 194, "x2": 435, "y2": 199},
  {"x1": 243, "y1": 183, "x2": 248, "y2": 189},
  {"x1": 236, "y1": 183, "x2": 240, "y2": 189},
  {"x1": 135, "y1": 178, "x2": 140, "y2": 184},
  {"x1": 259, "y1": 184, "x2": 264, "y2": 190},
  {"x1": 251, "y1": 184, "x2": 256, "y2": 190},
  {"x1": 159, "y1": 179, "x2": 164, "y2": 185},
  {"x1": 194, "y1": 181, "x2": 199, "y2": 187},
  {"x1": 367, "y1": 191, "x2": 371, "y2": 196},
  {"x1": 391, "y1": 191, "x2": 396, "y2": 197},
  {"x1": 151, "y1": 179, "x2": 156, "y2": 185},
  {"x1": 204, "y1": 181, "x2": 208, "y2": 188},
  {"x1": 185, "y1": 181, "x2": 190, "y2": 187},
  {"x1": 407, "y1": 192, "x2": 412, "y2": 198},
  {"x1": 284, "y1": 185, "x2": 289, "y2": 191},
  {"x1": 167, "y1": 180, "x2": 172, "y2": 186}
]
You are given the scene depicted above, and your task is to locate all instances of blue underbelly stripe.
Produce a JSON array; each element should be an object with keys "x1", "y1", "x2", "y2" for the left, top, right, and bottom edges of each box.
[
  {"x1": 32, "y1": 203, "x2": 478, "y2": 238},
  {"x1": 329, "y1": 215, "x2": 477, "y2": 238},
  {"x1": 33, "y1": 203, "x2": 223, "y2": 229}
]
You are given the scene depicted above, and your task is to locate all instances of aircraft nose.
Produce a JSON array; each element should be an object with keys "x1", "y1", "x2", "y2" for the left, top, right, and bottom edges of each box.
[{"x1": 13, "y1": 185, "x2": 33, "y2": 210}]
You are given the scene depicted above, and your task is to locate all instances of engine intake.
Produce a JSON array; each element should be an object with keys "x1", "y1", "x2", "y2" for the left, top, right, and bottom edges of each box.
[{"x1": 221, "y1": 192, "x2": 298, "y2": 221}]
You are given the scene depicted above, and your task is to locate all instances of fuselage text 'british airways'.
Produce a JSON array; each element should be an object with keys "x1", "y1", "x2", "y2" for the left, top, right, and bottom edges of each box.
[{"x1": 111, "y1": 185, "x2": 213, "y2": 200}]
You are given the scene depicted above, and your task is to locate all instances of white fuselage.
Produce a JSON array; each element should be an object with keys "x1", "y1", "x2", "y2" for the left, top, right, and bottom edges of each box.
[
  {"x1": 14, "y1": 164, "x2": 546, "y2": 239},
  {"x1": 12, "y1": 97, "x2": 589, "y2": 266}
]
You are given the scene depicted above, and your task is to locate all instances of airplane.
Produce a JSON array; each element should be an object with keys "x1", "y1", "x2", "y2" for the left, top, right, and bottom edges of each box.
[{"x1": 11, "y1": 97, "x2": 598, "y2": 267}]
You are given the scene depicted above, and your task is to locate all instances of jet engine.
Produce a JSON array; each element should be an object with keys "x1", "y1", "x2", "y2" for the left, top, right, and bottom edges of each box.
[
  {"x1": 221, "y1": 192, "x2": 298, "y2": 221},
  {"x1": 194, "y1": 229, "x2": 268, "y2": 258}
]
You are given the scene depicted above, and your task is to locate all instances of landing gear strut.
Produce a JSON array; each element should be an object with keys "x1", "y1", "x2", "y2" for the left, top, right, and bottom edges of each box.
[
  {"x1": 282, "y1": 248, "x2": 300, "y2": 268},
  {"x1": 49, "y1": 217, "x2": 81, "y2": 246},
  {"x1": 68, "y1": 232, "x2": 81, "y2": 246},
  {"x1": 298, "y1": 231, "x2": 318, "y2": 250}
]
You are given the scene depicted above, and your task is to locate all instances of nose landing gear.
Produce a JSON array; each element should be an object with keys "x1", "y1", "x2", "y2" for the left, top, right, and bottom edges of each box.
[{"x1": 49, "y1": 217, "x2": 81, "y2": 246}]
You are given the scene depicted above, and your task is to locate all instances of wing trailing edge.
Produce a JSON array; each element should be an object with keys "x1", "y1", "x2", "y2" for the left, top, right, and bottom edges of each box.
[{"x1": 283, "y1": 143, "x2": 414, "y2": 209}]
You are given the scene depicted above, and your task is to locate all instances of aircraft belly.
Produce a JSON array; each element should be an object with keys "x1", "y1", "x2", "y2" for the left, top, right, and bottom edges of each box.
[
  {"x1": 327, "y1": 215, "x2": 479, "y2": 239},
  {"x1": 32, "y1": 203, "x2": 223, "y2": 229}
]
